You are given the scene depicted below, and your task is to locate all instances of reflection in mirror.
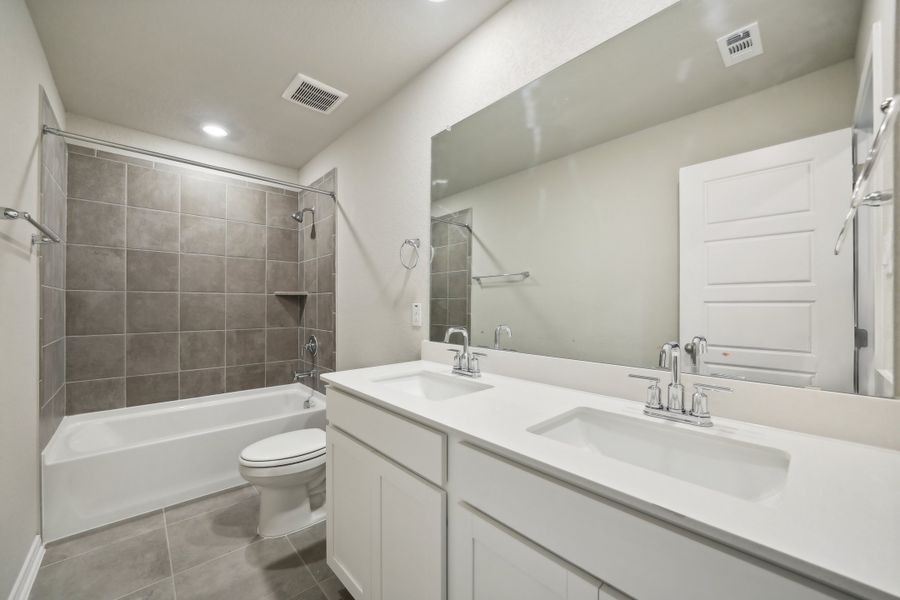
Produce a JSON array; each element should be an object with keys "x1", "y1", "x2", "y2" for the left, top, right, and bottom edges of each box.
[{"x1": 430, "y1": 0, "x2": 895, "y2": 397}]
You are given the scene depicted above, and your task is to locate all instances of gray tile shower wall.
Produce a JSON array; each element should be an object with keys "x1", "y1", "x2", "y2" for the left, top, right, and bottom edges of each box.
[
  {"x1": 39, "y1": 89, "x2": 67, "y2": 449},
  {"x1": 297, "y1": 171, "x2": 336, "y2": 391},
  {"x1": 430, "y1": 208, "x2": 472, "y2": 343},
  {"x1": 64, "y1": 145, "x2": 336, "y2": 414}
]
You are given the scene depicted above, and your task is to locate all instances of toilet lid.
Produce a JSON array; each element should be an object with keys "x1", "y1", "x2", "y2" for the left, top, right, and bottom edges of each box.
[{"x1": 240, "y1": 429, "x2": 325, "y2": 467}]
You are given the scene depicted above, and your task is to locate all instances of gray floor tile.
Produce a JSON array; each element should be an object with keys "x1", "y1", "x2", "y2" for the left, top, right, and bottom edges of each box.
[
  {"x1": 173, "y1": 537, "x2": 318, "y2": 600},
  {"x1": 164, "y1": 484, "x2": 257, "y2": 525},
  {"x1": 285, "y1": 521, "x2": 324, "y2": 553},
  {"x1": 317, "y1": 577, "x2": 352, "y2": 600},
  {"x1": 30, "y1": 528, "x2": 170, "y2": 600},
  {"x1": 166, "y1": 495, "x2": 261, "y2": 573},
  {"x1": 43, "y1": 510, "x2": 164, "y2": 566},
  {"x1": 117, "y1": 578, "x2": 175, "y2": 600},
  {"x1": 289, "y1": 586, "x2": 327, "y2": 600},
  {"x1": 287, "y1": 522, "x2": 334, "y2": 582}
]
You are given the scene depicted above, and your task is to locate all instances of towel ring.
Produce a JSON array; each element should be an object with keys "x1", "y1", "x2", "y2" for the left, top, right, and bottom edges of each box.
[
  {"x1": 400, "y1": 238, "x2": 435, "y2": 270},
  {"x1": 400, "y1": 238, "x2": 421, "y2": 270}
]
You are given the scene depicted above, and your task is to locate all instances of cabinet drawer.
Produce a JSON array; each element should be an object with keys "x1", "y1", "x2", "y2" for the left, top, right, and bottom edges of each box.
[
  {"x1": 453, "y1": 442, "x2": 849, "y2": 600},
  {"x1": 327, "y1": 387, "x2": 446, "y2": 485},
  {"x1": 452, "y1": 502, "x2": 622, "y2": 600}
]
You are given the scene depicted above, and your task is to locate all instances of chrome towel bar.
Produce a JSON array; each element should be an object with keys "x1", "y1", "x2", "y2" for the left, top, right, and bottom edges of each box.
[
  {"x1": 472, "y1": 271, "x2": 530, "y2": 283},
  {"x1": 1, "y1": 206, "x2": 61, "y2": 244},
  {"x1": 834, "y1": 95, "x2": 898, "y2": 255}
]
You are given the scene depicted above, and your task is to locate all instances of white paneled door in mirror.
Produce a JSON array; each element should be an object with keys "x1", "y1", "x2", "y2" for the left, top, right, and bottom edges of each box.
[{"x1": 679, "y1": 129, "x2": 854, "y2": 392}]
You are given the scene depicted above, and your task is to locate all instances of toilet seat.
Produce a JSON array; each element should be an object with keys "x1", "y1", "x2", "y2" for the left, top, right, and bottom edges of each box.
[{"x1": 240, "y1": 429, "x2": 325, "y2": 469}]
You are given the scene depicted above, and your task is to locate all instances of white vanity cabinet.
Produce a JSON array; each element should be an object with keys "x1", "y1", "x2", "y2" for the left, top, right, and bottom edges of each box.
[
  {"x1": 453, "y1": 504, "x2": 625, "y2": 600},
  {"x1": 326, "y1": 389, "x2": 447, "y2": 600},
  {"x1": 325, "y1": 382, "x2": 863, "y2": 600},
  {"x1": 452, "y1": 443, "x2": 853, "y2": 600}
]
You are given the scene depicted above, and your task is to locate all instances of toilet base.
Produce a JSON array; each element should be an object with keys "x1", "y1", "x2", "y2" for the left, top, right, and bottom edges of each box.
[
  {"x1": 247, "y1": 468, "x2": 327, "y2": 538},
  {"x1": 258, "y1": 486, "x2": 325, "y2": 538}
]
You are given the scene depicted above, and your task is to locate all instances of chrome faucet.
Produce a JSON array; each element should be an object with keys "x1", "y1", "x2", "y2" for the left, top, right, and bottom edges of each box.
[
  {"x1": 659, "y1": 341, "x2": 685, "y2": 412},
  {"x1": 630, "y1": 344, "x2": 732, "y2": 427},
  {"x1": 293, "y1": 369, "x2": 319, "y2": 408},
  {"x1": 493, "y1": 324, "x2": 512, "y2": 349},
  {"x1": 444, "y1": 326, "x2": 484, "y2": 378}
]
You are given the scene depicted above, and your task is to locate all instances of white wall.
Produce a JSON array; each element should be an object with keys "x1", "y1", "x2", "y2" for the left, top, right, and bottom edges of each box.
[
  {"x1": 65, "y1": 113, "x2": 299, "y2": 183},
  {"x1": 298, "y1": 0, "x2": 681, "y2": 370},
  {"x1": 435, "y1": 61, "x2": 856, "y2": 368},
  {"x1": 0, "y1": 0, "x2": 65, "y2": 594}
]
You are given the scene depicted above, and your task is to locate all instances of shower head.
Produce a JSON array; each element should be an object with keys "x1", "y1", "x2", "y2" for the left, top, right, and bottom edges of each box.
[{"x1": 291, "y1": 207, "x2": 315, "y2": 223}]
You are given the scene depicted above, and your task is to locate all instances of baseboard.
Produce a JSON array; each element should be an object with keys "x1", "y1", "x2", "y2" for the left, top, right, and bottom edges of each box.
[{"x1": 7, "y1": 536, "x2": 43, "y2": 600}]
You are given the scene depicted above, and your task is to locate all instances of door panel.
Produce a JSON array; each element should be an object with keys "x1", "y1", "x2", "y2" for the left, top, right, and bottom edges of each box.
[
  {"x1": 327, "y1": 425, "x2": 446, "y2": 600},
  {"x1": 680, "y1": 129, "x2": 854, "y2": 392},
  {"x1": 378, "y1": 461, "x2": 446, "y2": 600}
]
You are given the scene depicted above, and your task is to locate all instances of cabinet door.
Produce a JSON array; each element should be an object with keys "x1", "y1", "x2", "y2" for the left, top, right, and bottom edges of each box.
[
  {"x1": 375, "y1": 447, "x2": 446, "y2": 600},
  {"x1": 327, "y1": 425, "x2": 447, "y2": 600},
  {"x1": 327, "y1": 426, "x2": 377, "y2": 599},
  {"x1": 455, "y1": 505, "x2": 602, "y2": 600}
]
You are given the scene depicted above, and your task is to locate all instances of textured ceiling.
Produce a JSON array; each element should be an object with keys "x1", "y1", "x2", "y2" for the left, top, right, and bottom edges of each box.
[{"x1": 27, "y1": 0, "x2": 510, "y2": 169}]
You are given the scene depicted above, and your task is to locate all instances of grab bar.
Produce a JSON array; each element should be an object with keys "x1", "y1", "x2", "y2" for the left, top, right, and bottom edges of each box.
[
  {"x1": 1, "y1": 206, "x2": 61, "y2": 244},
  {"x1": 472, "y1": 271, "x2": 530, "y2": 283},
  {"x1": 834, "y1": 95, "x2": 898, "y2": 255}
]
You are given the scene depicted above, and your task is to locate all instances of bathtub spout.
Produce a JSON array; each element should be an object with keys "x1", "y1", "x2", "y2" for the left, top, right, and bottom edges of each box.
[{"x1": 294, "y1": 369, "x2": 320, "y2": 399}]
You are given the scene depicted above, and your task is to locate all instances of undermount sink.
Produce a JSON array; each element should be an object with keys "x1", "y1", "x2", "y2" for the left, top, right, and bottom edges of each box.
[
  {"x1": 373, "y1": 371, "x2": 493, "y2": 401},
  {"x1": 529, "y1": 408, "x2": 790, "y2": 503}
]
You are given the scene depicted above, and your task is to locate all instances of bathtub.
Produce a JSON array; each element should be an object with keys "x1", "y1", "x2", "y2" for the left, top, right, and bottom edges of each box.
[{"x1": 42, "y1": 383, "x2": 325, "y2": 542}]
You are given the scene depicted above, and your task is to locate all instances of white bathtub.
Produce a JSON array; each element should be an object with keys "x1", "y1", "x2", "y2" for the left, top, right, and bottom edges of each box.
[{"x1": 42, "y1": 384, "x2": 325, "y2": 542}]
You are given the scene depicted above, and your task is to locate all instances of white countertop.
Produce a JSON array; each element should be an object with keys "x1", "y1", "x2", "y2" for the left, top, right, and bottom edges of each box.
[{"x1": 323, "y1": 360, "x2": 900, "y2": 600}]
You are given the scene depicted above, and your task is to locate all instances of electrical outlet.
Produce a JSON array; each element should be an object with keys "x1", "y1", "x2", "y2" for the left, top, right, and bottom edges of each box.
[{"x1": 411, "y1": 303, "x2": 423, "y2": 327}]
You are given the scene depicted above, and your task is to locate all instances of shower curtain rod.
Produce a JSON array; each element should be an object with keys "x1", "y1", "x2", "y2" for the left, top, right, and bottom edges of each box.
[
  {"x1": 41, "y1": 126, "x2": 335, "y2": 198},
  {"x1": 430, "y1": 216, "x2": 472, "y2": 231}
]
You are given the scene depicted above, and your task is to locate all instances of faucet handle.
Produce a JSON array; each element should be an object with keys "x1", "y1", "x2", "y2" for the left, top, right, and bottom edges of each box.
[
  {"x1": 691, "y1": 383, "x2": 731, "y2": 422},
  {"x1": 470, "y1": 352, "x2": 487, "y2": 374},
  {"x1": 446, "y1": 348, "x2": 462, "y2": 369},
  {"x1": 629, "y1": 374, "x2": 662, "y2": 410}
]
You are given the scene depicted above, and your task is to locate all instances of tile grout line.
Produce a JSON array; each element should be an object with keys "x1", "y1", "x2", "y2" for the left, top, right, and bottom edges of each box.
[
  {"x1": 176, "y1": 169, "x2": 182, "y2": 401},
  {"x1": 284, "y1": 534, "x2": 331, "y2": 598},
  {"x1": 108, "y1": 575, "x2": 174, "y2": 600},
  {"x1": 42, "y1": 488, "x2": 256, "y2": 576},
  {"x1": 161, "y1": 506, "x2": 178, "y2": 600},
  {"x1": 122, "y1": 163, "x2": 129, "y2": 406},
  {"x1": 224, "y1": 183, "x2": 230, "y2": 390},
  {"x1": 68, "y1": 193, "x2": 300, "y2": 231},
  {"x1": 162, "y1": 485, "x2": 259, "y2": 527},
  {"x1": 164, "y1": 533, "x2": 272, "y2": 580},
  {"x1": 39, "y1": 511, "x2": 165, "y2": 569}
]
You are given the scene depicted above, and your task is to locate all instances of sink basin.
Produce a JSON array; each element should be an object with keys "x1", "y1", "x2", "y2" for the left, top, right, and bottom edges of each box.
[
  {"x1": 373, "y1": 371, "x2": 492, "y2": 401},
  {"x1": 529, "y1": 408, "x2": 790, "y2": 503}
]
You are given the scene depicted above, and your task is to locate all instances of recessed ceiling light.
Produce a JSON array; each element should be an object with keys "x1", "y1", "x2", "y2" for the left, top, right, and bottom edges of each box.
[
  {"x1": 428, "y1": 0, "x2": 447, "y2": 3},
  {"x1": 202, "y1": 123, "x2": 228, "y2": 138}
]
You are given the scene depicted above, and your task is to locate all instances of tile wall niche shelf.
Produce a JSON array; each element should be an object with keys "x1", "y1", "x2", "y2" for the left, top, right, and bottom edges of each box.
[{"x1": 273, "y1": 291, "x2": 309, "y2": 297}]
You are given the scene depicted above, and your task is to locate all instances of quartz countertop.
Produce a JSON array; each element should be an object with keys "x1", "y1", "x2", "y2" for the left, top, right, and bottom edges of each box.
[{"x1": 323, "y1": 360, "x2": 900, "y2": 600}]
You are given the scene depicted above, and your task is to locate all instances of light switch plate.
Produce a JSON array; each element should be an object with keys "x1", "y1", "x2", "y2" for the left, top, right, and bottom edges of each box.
[{"x1": 411, "y1": 303, "x2": 423, "y2": 327}]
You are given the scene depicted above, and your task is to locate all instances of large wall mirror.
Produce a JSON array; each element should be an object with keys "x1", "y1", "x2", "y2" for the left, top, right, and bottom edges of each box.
[{"x1": 430, "y1": 0, "x2": 896, "y2": 397}]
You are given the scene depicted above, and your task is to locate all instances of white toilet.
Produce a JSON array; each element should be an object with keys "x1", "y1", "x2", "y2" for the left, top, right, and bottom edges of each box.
[{"x1": 238, "y1": 429, "x2": 326, "y2": 538}]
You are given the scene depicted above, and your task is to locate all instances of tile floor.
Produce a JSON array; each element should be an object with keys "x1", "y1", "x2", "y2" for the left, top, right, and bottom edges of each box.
[{"x1": 30, "y1": 486, "x2": 351, "y2": 600}]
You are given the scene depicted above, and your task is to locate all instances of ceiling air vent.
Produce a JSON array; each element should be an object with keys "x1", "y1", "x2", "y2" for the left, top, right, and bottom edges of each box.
[
  {"x1": 717, "y1": 22, "x2": 764, "y2": 67},
  {"x1": 281, "y1": 73, "x2": 348, "y2": 114}
]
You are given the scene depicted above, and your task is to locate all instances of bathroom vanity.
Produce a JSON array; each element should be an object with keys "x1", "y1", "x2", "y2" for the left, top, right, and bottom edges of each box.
[{"x1": 322, "y1": 360, "x2": 900, "y2": 600}]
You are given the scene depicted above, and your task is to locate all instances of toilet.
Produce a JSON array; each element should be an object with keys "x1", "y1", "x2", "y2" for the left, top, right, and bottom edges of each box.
[{"x1": 238, "y1": 429, "x2": 326, "y2": 538}]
